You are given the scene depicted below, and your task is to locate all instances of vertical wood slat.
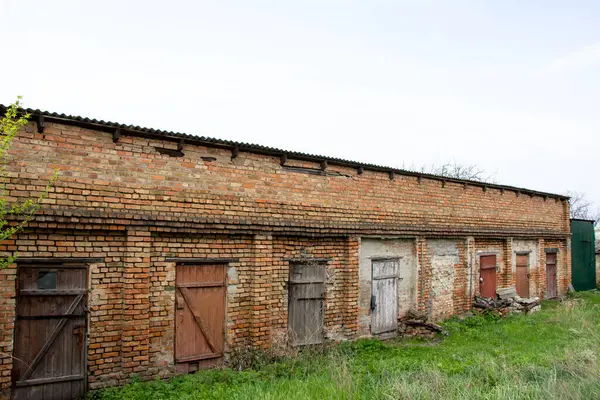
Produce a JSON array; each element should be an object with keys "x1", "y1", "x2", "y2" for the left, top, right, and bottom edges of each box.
[
  {"x1": 178, "y1": 287, "x2": 217, "y2": 353},
  {"x1": 546, "y1": 253, "x2": 557, "y2": 298},
  {"x1": 12, "y1": 266, "x2": 88, "y2": 400},
  {"x1": 288, "y1": 263, "x2": 325, "y2": 345},
  {"x1": 175, "y1": 264, "x2": 226, "y2": 366},
  {"x1": 371, "y1": 259, "x2": 399, "y2": 334},
  {"x1": 17, "y1": 294, "x2": 83, "y2": 384},
  {"x1": 516, "y1": 255, "x2": 530, "y2": 298}
]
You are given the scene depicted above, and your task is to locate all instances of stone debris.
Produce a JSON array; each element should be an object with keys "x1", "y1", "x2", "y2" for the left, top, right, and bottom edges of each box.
[
  {"x1": 399, "y1": 309, "x2": 448, "y2": 338},
  {"x1": 473, "y1": 293, "x2": 541, "y2": 316}
]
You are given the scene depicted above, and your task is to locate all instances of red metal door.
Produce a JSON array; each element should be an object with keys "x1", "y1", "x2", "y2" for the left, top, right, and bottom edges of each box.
[
  {"x1": 546, "y1": 253, "x2": 557, "y2": 298},
  {"x1": 479, "y1": 255, "x2": 497, "y2": 298},
  {"x1": 516, "y1": 255, "x2": 530, "y2": 298},
  {"x1": 175, "y1": 264, "x2": 226, "y2": 372},
  {"x1": 12, "y1": 265, "x2": 88, "y2": 400}
]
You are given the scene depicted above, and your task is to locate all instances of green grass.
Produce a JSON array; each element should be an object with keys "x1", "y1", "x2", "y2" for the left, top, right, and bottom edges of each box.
[{"x1": 91, "y1": 291, "x2": 600, "y2": 400}]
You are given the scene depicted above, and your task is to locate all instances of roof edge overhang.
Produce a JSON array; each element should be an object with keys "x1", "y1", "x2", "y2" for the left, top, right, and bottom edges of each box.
[{"x1": 0, "y1": 105, "x2": 570, "y2": 201}]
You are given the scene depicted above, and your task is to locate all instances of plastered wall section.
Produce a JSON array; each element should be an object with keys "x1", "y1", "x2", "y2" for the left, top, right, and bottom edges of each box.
[{"x1": 358, "y1": 238, "x2": 417, "y2": 336}]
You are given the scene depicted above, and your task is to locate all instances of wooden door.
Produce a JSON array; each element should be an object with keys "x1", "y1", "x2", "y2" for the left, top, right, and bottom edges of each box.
[
  {"x1": 371, "y1": 259, "x2": 398, "y2": 334},
  {"x1": 479, "y1": 255, "x2": 497, "y2": 298},
  {"x1": 546, "y1": 253, "x2": 557, "y2": 298},
  {"x1": 12, "y1": 265, "x2": 88, "y2": 400},
  {"x1": 175, "y1": 264, "x2": 226, "y2": 370},
  {"x1": 288, "y1": 263, "x2": 325, "y2": 346},
  {"x1": 516, "y1": 255, "x2": 530, "y2": 298}
]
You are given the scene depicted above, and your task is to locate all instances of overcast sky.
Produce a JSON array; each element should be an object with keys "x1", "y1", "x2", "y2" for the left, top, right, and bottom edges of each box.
[{"x1": 1, "y1": 1, "x2": 599, "y2": 213}]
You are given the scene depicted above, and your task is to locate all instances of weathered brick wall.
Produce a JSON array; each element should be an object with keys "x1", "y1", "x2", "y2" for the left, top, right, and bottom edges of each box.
[
  {"x1": 7, "y1": 121, "x2": 569, "y2": 236},
  {"x1": 0, "y1": 264, "x2": 16, "y2": 394},
  {"x1": 427, "y1": 239, "x2": 460, "y2": 321},
  {"x1": 0, "y1": 120, "x2": 571, "y2": 396}
]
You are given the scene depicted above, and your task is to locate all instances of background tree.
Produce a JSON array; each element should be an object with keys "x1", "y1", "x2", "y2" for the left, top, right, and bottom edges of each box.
[
  {"x1": 413, "y1": 161, "x2": 497, "y2": 183},
  {"x1": 0, "y1": 98, "x2": 58, "y2": 269},
  {"x1": 567, "y1": 191, "x2": 600, "y2": 226}
]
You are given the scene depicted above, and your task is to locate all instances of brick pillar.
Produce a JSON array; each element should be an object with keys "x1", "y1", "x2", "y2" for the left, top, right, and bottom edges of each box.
[
  {"x1": 251, "y1": 234, "x2": 273, "y2": 348},
  {"x1": 121, "y1": 228, "x2": 151, "y2": 378},
  {"x1": 344, "y1": 236, "x2": 360, "y2": 338},
  {"x1": 416, "y1": 237, "x2": 432, "y2": 315},
  {"x1": 0, "y1": 263, "x2": 16, "y2": 399},
  {"x1": 504, "y1": 238, "x2": 514, "y2": 288},
  {"x1": 538, "y1": 239, "x2": 546, "y2": 298},
  {"x1": 464, "y1": 237, "x2": 475, "y2": 311}
]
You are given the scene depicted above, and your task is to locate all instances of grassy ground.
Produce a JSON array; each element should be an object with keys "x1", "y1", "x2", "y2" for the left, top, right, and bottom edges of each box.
[{"x1": 91, "y1": 291, "x2": 600, "y2": 400}]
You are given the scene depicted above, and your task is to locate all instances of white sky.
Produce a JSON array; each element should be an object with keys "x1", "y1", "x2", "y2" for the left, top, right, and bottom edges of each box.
[{"x1": 1, "y1": 1, "x2": 599, "y2": 212}]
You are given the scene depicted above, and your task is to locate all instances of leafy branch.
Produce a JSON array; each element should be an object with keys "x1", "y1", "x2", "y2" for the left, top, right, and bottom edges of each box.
[{"x1": 0, "y1": 97, "x2": 58, "y2": 269}]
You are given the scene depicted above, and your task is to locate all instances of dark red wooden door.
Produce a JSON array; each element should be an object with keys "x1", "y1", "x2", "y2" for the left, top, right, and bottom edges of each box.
[
  {"x1": 479, "y1": 255, "x2": 497, "y2": 298},
  {"x1": 546, "y1": 253, "x2": 557, "y2": 298},
  {"x1": 175, "y1": 264, "x2": 225, "y2": 372},
  {"x1": 12, "y1": 265, "x2": 88, "y2": 400},
  {"x1": 516, "y1": 255, "x2": 530, "y2": 298}
]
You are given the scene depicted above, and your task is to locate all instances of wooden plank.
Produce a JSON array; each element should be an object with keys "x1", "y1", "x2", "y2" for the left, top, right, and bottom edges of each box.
[
  {"x1": 166, "y1": 257, "x2": 238, "y2": 264},
  {"x1": 370, "y1": 256, "x2": 401, "y2": 262},
  {"x1": 296, "y1": 297, "x2": 325, "y2": 301},
  {"x1": 17, "y1": 314, "x2": 86, "y2": 320},
  {"x1": 288, "y1": 263, "x2": 325, "y2": 345},
  {"x1": 176, "y1": 353, "x2": 222, "y2": 363},
  {"x1": 372, "y1": 274, "x2": 400, "y2": 281},
  {"x1": 515, "y1": 251, "x2": 532, "y2": 255},
  {"x1": 176, "y1": 282, "x2": 224, "y2": 288},
  {"x1": 19, "y1": 289, "x2": 87, "y2": 296},
  {"x1": 178, "y1": 287, "x2": 217, "y2": 353},
  {"x1": 175, "y1": 264, "x2": 225, "y2": 364},
  {"x1": 288, "y1": 279, "x2": 325, "y2": 284},
  {"x1": 371, "y1": 259, "x2": 399, "y2": 334},
  {"x1": 17, "y1": 294, "x2": 83, "y2": 384}
]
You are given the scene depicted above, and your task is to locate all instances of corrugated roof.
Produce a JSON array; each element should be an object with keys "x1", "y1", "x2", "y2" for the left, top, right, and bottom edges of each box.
[{"x1": 0, "y1": 105, "x2": 570, "y2": 200}]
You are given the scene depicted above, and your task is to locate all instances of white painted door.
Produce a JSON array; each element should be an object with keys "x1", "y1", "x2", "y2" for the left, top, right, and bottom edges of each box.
[{"x1": 371, "y1": 259, "x2": 399, "y2": 334}]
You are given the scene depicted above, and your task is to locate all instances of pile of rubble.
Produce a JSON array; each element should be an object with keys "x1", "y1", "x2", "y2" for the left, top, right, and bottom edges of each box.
[
  {"x1": 399, "y1": 309, "x2": 448, "y2": 338},
  {"x1": 473, "y1": 288, "x2": 541, "y2": 316}
]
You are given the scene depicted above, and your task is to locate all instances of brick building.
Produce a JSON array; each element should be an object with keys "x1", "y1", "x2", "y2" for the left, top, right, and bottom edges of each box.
[{"x1": 0, "y1": 108, "x2": 571, "y2": 398}]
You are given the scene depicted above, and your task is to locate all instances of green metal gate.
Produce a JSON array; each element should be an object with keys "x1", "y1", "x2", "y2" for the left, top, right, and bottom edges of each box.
[{"x1": 571, "y1": 219, "x2": 597, "y2": 291}]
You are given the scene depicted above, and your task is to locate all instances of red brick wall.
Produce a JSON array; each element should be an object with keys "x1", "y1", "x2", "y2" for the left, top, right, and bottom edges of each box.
[
  {"x1": 0, "y1": 120, "x2": 571, "y2": 395},
  {"x1": 7, "y1": 122, "x2": 569, "y2": 236}
]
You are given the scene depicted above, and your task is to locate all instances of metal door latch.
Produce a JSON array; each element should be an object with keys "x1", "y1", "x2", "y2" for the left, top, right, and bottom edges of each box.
[{"x1": 370, "y1": 295, "x2": 376, "y2": 311}]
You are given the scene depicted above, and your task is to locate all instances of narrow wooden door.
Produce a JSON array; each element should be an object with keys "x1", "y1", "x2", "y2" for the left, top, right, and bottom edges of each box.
[
  {"x1": 371, "y1": 259, "x2": 398, "y2": 334},
  {"x1": 479, "y1": 255, "x2": 497, "y2": 298},
  {"x1": 175, "y1": 264, "x2": 226, "y2": 370},
  {"x1": 12, "y1": 265, "x2": 88, "y2": 400},
  {"x1": 546, "y1": 253, "x2": 557, "y2": 298},
  {"x1": 288, "y1": 263, "x2": 325, "y2": 346},
  {"x1": 516, "y1": 255, "x2": 530, "y2": 298}
]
